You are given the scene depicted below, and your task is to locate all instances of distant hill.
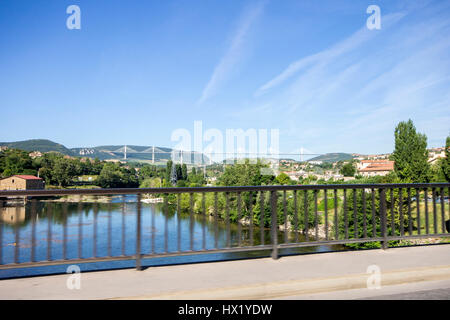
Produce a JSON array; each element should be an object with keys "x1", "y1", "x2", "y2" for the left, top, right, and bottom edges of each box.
[
  {"x1": 307, "y1": 153, "x2": 354, "y2": 163},
  {"x1": 0, "y1": 139, "x2": 73, "y2": 155},
  {"x1": 0, "y1": 139, "x2": 210, "y2": 164}
]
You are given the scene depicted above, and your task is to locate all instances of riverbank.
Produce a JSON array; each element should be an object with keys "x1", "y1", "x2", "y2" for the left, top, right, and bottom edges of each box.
[
  {"x1": 42, "y1": 194, "x2": 113, "y2": 203},
  {"x1": 39, "y1": 194, "x2": 164, "y2": 204}
]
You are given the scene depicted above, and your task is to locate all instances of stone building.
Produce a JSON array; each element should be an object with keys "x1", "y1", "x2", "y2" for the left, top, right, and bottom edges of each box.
[{"x1": 0, "y1": 175, "x2": 44, "y2": 191}]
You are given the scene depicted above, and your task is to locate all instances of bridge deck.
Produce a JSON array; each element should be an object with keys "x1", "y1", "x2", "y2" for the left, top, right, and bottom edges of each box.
[{"x1": 1, "y1": 244, "x2": 449, "y2": 299}]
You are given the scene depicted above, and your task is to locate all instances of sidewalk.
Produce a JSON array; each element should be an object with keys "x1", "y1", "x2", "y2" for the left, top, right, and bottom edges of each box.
[{"x1": 0, "y1": 245, "x2": 449, "y2": 300}]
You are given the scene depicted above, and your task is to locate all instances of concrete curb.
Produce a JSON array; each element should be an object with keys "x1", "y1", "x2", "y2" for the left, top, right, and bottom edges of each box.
[{"x1": 111, "y1": 265, "x2": 450, "y2": 300}]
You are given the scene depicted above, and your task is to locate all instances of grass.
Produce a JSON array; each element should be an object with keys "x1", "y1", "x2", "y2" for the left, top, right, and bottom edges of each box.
[
  {"x1": 66, "y1": 185, "x2": 101, "y2": 189},
  {"x1": 46, "y1": 184, "x2": 101, "y2": 190},
  {"x1": 409, "y1": 202, "x2": 449, "y2": 235},
  {"x1": 308, "y1": 188, "x2": 449, "y2": 245}
]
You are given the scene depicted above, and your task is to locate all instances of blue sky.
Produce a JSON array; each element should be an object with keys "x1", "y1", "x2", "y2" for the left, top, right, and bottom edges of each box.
[{"x1": 0, "y1": 0, "x2": 449, "y2": 157}]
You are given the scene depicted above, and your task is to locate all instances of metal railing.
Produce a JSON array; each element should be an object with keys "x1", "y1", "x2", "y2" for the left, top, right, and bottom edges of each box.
[{"x1": 0, "y1": 183, "x2": 449, "y2": 271}]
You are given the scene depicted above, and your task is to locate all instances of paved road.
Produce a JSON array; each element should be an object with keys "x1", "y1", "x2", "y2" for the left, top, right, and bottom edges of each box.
[
  {"x1": 0, "y1": 244, "x2": 449, "y2": 299},
  {"x1": 365, "y1": 288, "x2": 450, "y2": 300},
  {"x1": 276, "y1": 278, "x2": 450, "y2": 300}
]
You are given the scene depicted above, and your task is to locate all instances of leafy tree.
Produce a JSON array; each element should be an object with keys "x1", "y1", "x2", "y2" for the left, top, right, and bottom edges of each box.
[
  {"x1": 139, "y1": 164, "x2": 155, "y2": 180},
  {"x1": 52, "y1": 157, "x2": 77, "y2": 187},
  {"x1": 165, "y1": 160, "x2": 173, "y2": 186},
  {"x1": 176, "y1": 180, "x2": 187, "y2": 187},
  {"x1": 442, "y1": 136, "x2": 450, "y2": 182},
  {"x1": 80, "y1": 159, "x2": 94, "y2": 175},
  {"x1": 0, "y1": 149, "x2": 37, "y2": 177},
  {"x1": 318, "y1": 162, "x2": 333, "y2": 170},
  {"x1": 391, "y1": 119, "x2": 430, "y2": 182},
  {"x1": 92, "y1": 158, "x2": 103, "y2": 175},
  {"x1": 175, "y1": 164, "x2": 183, "y2": 181},
  {"x1": 218, "y1": 159, "x2": 275, "y2": 187},
  {"x1": 187, "y1": 166, "x2": 205, "y2": 186},
  {"x1": 275, "y1": 173, "x2": 291, "y2": 185},
  {"x1": 182, "y1": 164, "x2": 188, "y2": 180},
  {"x1": 140, "y1": 177, "x2": 162, "y2": 188},
  {"x1": 96, "y1": 163, "x2": 138, "y2": 188},
  {"x1": 97, "y1": 163, "x2": 122, "y2": 188},
  {"x1": 139, "y1": 164, "x2": 164, "y2": 182},
  {"x1": 340, "y1": 162, "x2": 356, "y2": 177},
  {"x1": 339, "y1": 184, "x2": 411, "y2": 249},
  {"x1": 318, "y1": 193, "x2": 340, "y2": 211},
  {"x1": 430, "y1": 160, "x2": 447, "y2": 182},
  {"x1": 251, "y1": 190, "x2": 316, "y2": 229},
  {"x1": 286, "y1": 190, "x2": 316, "y2": 232}
]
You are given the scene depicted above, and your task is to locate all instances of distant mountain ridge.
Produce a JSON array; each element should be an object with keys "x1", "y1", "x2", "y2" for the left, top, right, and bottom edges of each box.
[
  {"x1": 307, "y1": 153, "x2": 354, "y2": 163},
  {"x1": 0, "y1": 139, "x2": 72, "y2": 154},
  {"x1": 0, "y1": 139, "x2": 209, "y2": 164}
]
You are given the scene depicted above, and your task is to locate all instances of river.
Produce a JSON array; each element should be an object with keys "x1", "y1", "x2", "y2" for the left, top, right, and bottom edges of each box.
[{"x1": 0, "y1": 195, "x2": 346, "y2": 278}]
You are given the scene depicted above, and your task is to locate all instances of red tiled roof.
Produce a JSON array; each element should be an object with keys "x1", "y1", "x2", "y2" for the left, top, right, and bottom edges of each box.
[
  {"x1": 359, "y1": 163, "x2": 394, "y2": 172},
  {"x1": 11, "y1": 175, "x2": 42, "y2": 180},
  {"x1": 360, "y1": 160, "x2": 391, "y2": 163}
]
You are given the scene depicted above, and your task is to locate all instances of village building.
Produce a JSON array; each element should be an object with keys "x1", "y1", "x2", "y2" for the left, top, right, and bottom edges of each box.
[
  {"x1": 427, "y1": 147, "x2": 446, "y2": 165},
  {"x1": 364, "y1": 154, "x2": 390, "y2": 160},
  {"x1": 308, "y1": 160, "x2": 323, "y2": 165},
  {"x1": 357, "y1": 160, "x2": 394, "y2": 177},
  {"x1": 28, "y1": 151, "x2": 43, "y2": 159},
  {"x1": 283, "y1": 171, "x2": 301, "y2": 181},
  {"x1": 0, "y1": 175, "x2": 45, "y2": 191}
]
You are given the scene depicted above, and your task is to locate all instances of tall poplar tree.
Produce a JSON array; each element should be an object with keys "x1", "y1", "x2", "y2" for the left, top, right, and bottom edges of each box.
[
  {"x1": 391, "y1": 119, "x2": 430, "y2": 182},
  {"x1": 181, "y1": 164, "x2": 188, "y2": 181},
  {"x1": 442, "y1": 136, "x2": 450, "y2": 182},
  {"x1": 165, "y1": 160, "x2": 173, "y2": 185}
]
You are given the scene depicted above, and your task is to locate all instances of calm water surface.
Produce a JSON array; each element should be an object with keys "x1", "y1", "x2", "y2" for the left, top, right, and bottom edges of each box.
[{"x1": 0, "y1": 195, "x2": 346, "y2": 278}]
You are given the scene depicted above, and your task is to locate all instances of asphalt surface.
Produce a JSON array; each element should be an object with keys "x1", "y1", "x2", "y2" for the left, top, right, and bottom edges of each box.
[
  {"x1": 0, "y1": 244, "x2": 449, "y2": 299},
  {"x1": 276, "y1": 278, "x2": 450, "y2": 300},
  {"x1": 362, "y1": 288, "x2": 450, "y2": 300}
]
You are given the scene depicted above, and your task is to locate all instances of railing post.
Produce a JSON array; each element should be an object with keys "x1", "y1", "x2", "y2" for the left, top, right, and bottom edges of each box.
[
  {"x1": 136, "y1": 193, "x2": 142, "y2": 271},
  {"x1": 379, "y1": 188, "x2": 388, "y2": 250},
  {"x1": 271, "y1": 191, "x2": 279, "y2": 260}
]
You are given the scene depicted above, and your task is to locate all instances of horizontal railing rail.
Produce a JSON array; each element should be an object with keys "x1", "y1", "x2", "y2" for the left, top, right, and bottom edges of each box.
[
  {"x1": 1, "y1": 183, "x2": 450, "y2": 197},
  {"x1": 0, "y1": 183, "x2": 449, "y2": 272}
]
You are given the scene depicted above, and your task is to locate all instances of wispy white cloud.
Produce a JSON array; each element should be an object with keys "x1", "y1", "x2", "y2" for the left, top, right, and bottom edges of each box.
[
  {"x1": 238, "y1": 3, "x2": 450, "y2": 154},
  {"x1": 254, "y1": 12, "x2": 406, "y2": 97},
  {"x1": 316, "y1": 31, "x2": 450, "y2": 152},
  {"x1": 197, "y1": 1, "x2": 266, "y2": 105}
]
